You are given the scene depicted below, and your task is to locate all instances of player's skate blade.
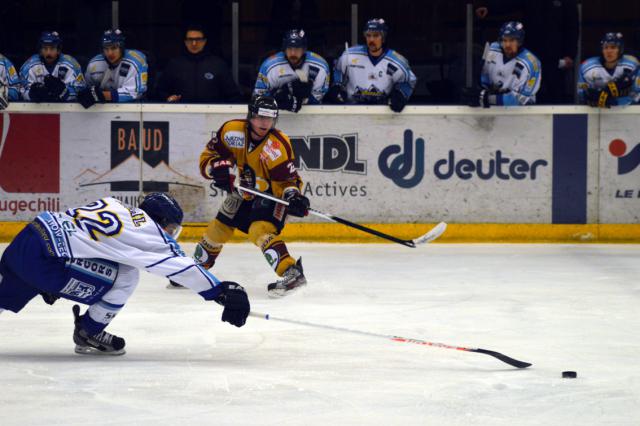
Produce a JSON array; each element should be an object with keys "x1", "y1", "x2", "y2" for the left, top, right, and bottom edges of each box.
[
  {"x1": 267, "y1": 258, "x2": 307, "y2": 298},
  {"x1": 74, "y1": 344, "x2": 125, "y2": 356}
]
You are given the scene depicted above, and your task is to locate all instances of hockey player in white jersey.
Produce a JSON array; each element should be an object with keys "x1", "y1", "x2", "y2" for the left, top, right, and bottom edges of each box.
[
  {"x1": 0, "y1": 53, "x2": 21, "y2": 109},
  {"x1": 0, "y1": 193, "x2": 250, "y2": 355},
  {"x1": 326, "y1": 18, "x2": 416, "y2": 112},
  {"x1": 254, "y1": 29, "x2": 330, "y2": 112},
  {"x1": 463, "y1": 21, "x2": 541, "y2": 107},
  {"x1": 577, "y1": 32, "x2": 640, "y2": 107},
  {"x1": 78, "y1": 29, "x2": 148, "y2": 108},
  {"x1": 19, "y1": 31, "x2": 86, "y2": 102}
]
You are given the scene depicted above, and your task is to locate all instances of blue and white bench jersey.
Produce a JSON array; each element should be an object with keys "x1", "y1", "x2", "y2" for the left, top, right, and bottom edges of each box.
[
  {"x1": 0, "y1": 54, "x2": 21, "y2": 100},
  {"x1": 333, "y1": 45, "x2": 416, "y2": 104},
  {"x1": 19, "y1": 53, "x2": 86, "y2": 101},
  {"x1": 32, "y1": 197, "x2": 222, "y2": 300},
  {"x1": 577, "y1": 55, "x2": 640, "y2": 105},
  {"x1": 254, "y1": 50, "x2": 330, "y2": 104},
  {"x1": 85, "y1": 49, "x2": 148, "y2": 102},
  {"x1": 480, "y1": 42, "x2": 541, "y2": 106}
]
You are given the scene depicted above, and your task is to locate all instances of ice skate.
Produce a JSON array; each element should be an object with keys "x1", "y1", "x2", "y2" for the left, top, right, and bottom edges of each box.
[
  {"x1": 267, "y1": 258, "x2": 307, "y2": 298},
  {"x1": 166, "y1": 280, "x2": 187, "y2": 289},
  {"x1": 72, "y1": 305, "x2": 126, "y2": 356}
]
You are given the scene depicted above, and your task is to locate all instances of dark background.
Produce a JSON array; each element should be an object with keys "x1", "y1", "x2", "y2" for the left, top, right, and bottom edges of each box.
[{"x1": 1, "y1": 0, "x2": 639, "y2": 103}]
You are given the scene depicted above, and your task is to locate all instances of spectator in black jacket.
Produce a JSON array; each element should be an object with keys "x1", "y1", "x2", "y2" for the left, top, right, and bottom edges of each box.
[{"x1": 155, "y1": 25, "x2": 242, "y2": 103}]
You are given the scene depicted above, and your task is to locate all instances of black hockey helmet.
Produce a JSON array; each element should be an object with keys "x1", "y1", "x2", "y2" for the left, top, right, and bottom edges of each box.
[
  {"x1": 139, "y1": 192, "x2": 184, "y2": 238},
  {"x1": 282, "y1": 29, "x2": 307, "y2": 50},
  {"x1": 601, "y1": 32, "x2": 624, "y2": 55},
  {"x1": 363, "y1": 18, "x2": 388, "y2": 42},
  {"x1": 39, "y1": 31, "x2": 62, "y2": 50},
  {"x1": 102, "y1": 29, "x2": 125, "y2": 49},
  {"x1": 247, "y1": 94, "x2": 279, "y2": 120}
]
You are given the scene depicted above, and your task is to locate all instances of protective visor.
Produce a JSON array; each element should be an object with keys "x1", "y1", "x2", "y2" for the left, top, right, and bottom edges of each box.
[{"x1": 164, "y1": 223, "x2": 183, "y2": 240}]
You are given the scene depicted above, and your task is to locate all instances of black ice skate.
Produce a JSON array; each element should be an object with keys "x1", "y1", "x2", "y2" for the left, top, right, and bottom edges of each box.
[
  {"x1": 72, "y1": 305, "x2": 126, "y2": 356},
  {"x1": 267, "y1": 258, "x2": 307, "y2": 298},
  {"x1": 166, "y1": 280, "x2": 186, "y2": 289}
]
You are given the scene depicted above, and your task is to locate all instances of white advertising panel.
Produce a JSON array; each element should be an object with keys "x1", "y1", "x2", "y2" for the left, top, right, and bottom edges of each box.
[
  {"x1": 599, "y1": 114, "x2": 640, "y2": 223},
  {"x1": 1, "y1": 110, "x2": 555, "y2": 223}
]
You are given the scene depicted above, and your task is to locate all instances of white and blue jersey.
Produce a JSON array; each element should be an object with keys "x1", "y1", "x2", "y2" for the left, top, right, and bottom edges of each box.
[
  {"x1": 85, "y1": 49, "x2": 148, "y2": 102},
  {"x1": 577, "y1": 55, "x2": 640, "y2": 105},
  {"x1": 19, "y1": 53, "x2": 86, "y2": 101},
  {"x1": 254, "y1": 51, "x2": 330, "y2": 104},
  {"x1": 332, "y1": 45, "x2": 416, "y2": 104},
  {"x1": 31, "y1": 197, "x2": 222, "y2": 301},
  {"x1": 0, "y1": 54, "x2": 21, "y2": 100},
  {"x1": 480, "y1": 42, "x2": 541, "y2": 106}
]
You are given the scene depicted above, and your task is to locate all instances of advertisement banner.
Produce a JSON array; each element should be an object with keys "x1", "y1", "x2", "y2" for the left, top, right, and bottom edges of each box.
[
  {"x1": 1, "y1": 111, "x2": 557, "y2": 223},
  {"x1": 0, "y1": 112, "x2": 61, "y2": 220},
  {"x1": 599, "y1": 115, "x2": 640, "y2": 223}
]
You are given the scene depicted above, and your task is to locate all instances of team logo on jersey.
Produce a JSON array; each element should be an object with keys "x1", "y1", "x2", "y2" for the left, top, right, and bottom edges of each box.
[
  {"x1": 609, "y1": 139, "x2": 640, "y2": 174},
  {"x1": 60, "y1": 278, "x2": 97, "y2": 299},
  {"x1": 204, "y1": 72, "x2": 214, "y2": 80},
  {"x1": 224, "y1": 131, "x2": 245, "y2": 148},
  {"x1": 263, "y1": 140, "x2": 282, "y2": 161}
]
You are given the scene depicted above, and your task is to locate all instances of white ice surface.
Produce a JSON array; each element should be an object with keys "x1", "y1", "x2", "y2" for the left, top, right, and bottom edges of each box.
[{"x1": 1, "y1": 243, "x2": 639, "y2": 425}]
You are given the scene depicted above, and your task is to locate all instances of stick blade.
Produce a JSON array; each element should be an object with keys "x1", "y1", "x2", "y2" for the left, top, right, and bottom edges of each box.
[
  {"x1": 473, "y1": 348, "x2": 532, "y2": 369},
  {"x1": 411, "y1": 222, "x2": 447, "y2": 246}
]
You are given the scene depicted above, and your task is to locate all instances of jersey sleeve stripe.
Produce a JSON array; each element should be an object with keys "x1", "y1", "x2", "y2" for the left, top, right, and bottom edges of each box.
[
  {"x1": 146, "y1": 255, "x2": 178, "y2": 269},
  {"x1": 166, "y1": 263, "x2": 197, "y2": 278}
]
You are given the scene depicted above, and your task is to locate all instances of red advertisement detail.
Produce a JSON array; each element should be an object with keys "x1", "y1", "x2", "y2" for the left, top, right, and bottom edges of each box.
[{"x1": 0, "y1": 113, "x2": 60, "y2": 193}]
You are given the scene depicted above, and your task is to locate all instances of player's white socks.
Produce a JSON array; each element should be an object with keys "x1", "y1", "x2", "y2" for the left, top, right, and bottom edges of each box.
[{"x1": 87, "y1": 264, "x2": 139, "y2": 327}]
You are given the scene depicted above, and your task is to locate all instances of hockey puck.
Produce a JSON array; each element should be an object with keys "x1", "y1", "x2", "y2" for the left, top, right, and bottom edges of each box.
[{"x1": 562, "y1": 371, "x2": 577, "y2": 378}]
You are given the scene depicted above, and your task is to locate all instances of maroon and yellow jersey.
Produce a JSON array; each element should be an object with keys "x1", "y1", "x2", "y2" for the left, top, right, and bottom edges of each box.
[{"x1": 199, "y1": 119, "x2": 303, "y2": 198}]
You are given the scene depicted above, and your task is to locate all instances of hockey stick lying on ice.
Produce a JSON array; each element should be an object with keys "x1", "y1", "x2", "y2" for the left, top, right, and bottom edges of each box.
[
  {"x1": 237, "y1": 185, "x2": 447, "y2": 247},
  {"x1": 250, "y1": 311, "x2": 532, "y2": 369}
]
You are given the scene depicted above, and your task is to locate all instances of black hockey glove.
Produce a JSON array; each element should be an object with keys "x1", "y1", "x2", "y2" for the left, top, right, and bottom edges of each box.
[
  {"x1": 605, "y1": 70, "x2": 634, "y2": 98},
  {"x1": 28, "y1": 82, "x2": 49, "y2": 102},
  {"x1": 274, "y1": 84, "x2": 302, "y2": 113},
  {"x1": 209, "y1": 159, "x2": 235, "y2": 192},
  {"x1": 77, "y1": 86, "x2": 106, "y2": 109},
  {"x1": 284, "y1": 189, "x2": 310, "y2": 217},
  {"x1": 0, "y1": 83, "x2": 8, "y2": 110},
  {"x1": 585, "y1": 88, "x2": 613, "y2": 108},
  {"x1": 291, "y1": 79, "x2": 312, "y2": 100},
  {"x1": 43, "y1": 75, "x2": 68, "y2": 101},
  {"x1": 389, "y1": 89, "x2": 408, "y2": 112},
  {"x1": 214, "y1": 281, "x2": 250, "y2": 327},
  {"x1": 461, "y1": 87, "x2": 490, "y2": 108},
  {"x1": 324, "y1": 85, "x2": 347, "y2": 104}
]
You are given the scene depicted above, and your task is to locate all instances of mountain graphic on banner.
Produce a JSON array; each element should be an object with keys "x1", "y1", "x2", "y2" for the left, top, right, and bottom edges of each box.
[{"x1": 76, "y1": 155, "x2": 201, "y2": 189}]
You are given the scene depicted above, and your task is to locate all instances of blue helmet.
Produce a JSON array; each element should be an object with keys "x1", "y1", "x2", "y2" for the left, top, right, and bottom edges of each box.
[
  {"x1": 282, "y1": 29, "x2": 307, "y2": 50},
  {"x1": 601, "y1": 32, "x2": 624, "y2": 53},
  {"x1": 39, "y1": 31, "x2": 62, "y2": 49},
  {"x1": 499, "y1": 21, "x2": 525, "y2": 44},
  {"x1": 363, "y1": 18, "x2": 388, "y2": 40},
  {"x1": 102, "y1": 29, "x2": 125, "y2": 49},
  {"x1": 139, "y1": 192, "x2": 184, "y2": 234}
]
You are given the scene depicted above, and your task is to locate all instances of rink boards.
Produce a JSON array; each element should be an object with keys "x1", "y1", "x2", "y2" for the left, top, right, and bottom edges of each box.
[{"x1": 0, "y1": 104, "x2": 639, "y2": 242}]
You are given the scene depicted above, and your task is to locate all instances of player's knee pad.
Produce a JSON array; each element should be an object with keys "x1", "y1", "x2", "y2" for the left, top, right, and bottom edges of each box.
[
  {"x1": 103, "y1": 264, "x2": 139, "y2": 304},
  {"x1": 248, "y1": 221, "x2": 278, "y2": 246},
  {"x1": 205, "y1": 219, "x2": 234, "y2": 244}
]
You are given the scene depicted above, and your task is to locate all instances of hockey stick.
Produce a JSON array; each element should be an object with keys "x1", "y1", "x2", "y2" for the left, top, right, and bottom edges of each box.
[
  {"x1": 237, "y1": 185, "x2": 447, "y2": 247},
  {"x1": 250, "y1": 311, "x2": 532, "y2": 369}
]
